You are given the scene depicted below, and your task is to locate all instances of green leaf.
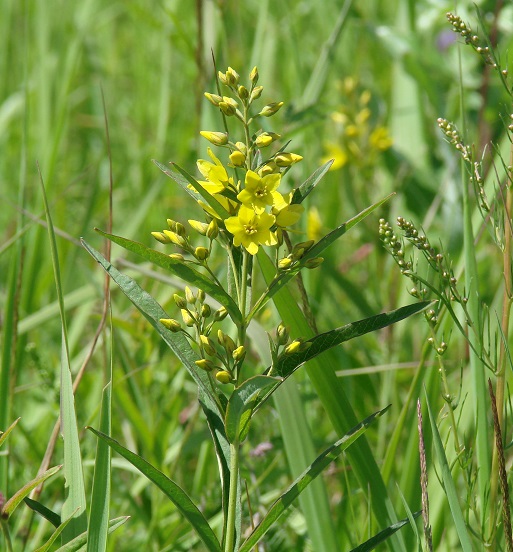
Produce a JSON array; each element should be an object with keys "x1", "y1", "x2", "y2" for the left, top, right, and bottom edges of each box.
[
  {"x1": 291, "y1": 159, "x2": 334, "y2": 204},
  {"x1": 274, "y1": 300, "x2": 431, "y2": 378},
  {"x1": 0, "y1": 417, "x2": 20, "y2": 449},
  {"x1": 424, "y1": 393, "x2": 473, "y2": 552},
  {"x1": 81, "y1": 240, "x2": 221, "y2": 410},
  {"x1": 250, "y1": 195, "x2": 394, "y2": 320},
  {"x1": 239, "y1": 406, "x2": 390, "y2": 552},
  {"x1": 348, "y1": 512, "x2": 421, "y2": 552},
  {"x1": 33, "y1": 515, "x2": 76, "y2": 552},
  {"x1": 94, "y1": 230, "x2": 242, "y2": 325},
  {"x1": 225, "y1": 375, "x2": 280, "y2": 443},
  {"x1": 45, "y1": 516, "x2": 129, "y2": 552},
  {"x1": 87, "y1": 428, "x2": 222, "y2": 552},
  {"x1": 2, "y1": 465, "x2": 62, "y2": 517},
  {"x1": 24, "y1": 497, "x2": 62, "y2": 528}
]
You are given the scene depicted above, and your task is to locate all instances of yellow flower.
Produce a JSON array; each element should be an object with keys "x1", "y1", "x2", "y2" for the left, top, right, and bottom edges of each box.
[
  {"x1": 370, "y1": 126, "x2": 393, "y2": 151},
  {"x1": 225, "y1": 206, "x2": 277, "y2": 255},
  {"x1": 271, "y1": 191, "x2": 304, "y2": 228},
  {"x1": 196, "y1": 148, "x2": 232, "y2": 193},
  {"x1": 237, "y1": 170, "x2": 281, "y2": 213}
]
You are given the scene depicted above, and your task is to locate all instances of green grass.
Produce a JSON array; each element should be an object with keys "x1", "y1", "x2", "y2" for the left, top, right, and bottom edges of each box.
[{"x1": 2, "y1": 1, "x2": 513, "y2": 550}]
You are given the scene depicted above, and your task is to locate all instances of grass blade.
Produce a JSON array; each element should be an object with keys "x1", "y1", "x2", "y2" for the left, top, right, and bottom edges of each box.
[{"x1": 87, "y1": 428, "x2": 222, "y2": 552}]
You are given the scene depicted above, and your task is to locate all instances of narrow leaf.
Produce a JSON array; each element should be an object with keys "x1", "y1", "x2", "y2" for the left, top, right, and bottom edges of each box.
[
  {"x1": 94, "y1": 230, "x2": 242, "y2": 324},
  {"x1": 2, "y1": 465, "x2": 62, "y2": 516},
  {"x1": 274, "y1": 301, "x2": 431, "y2": 378},
  {"x1": 239, "y1": 406, "x2": 390, "y2": 552},
  {"x1": 291, "y1": 159, "x2": 334, "y2": 204},
  {"x1": 87, "y1": 428, "x2": 222, "y2": 552},
  {"x1": 24, "y1": 497, "x2": 62, "y2": 527},
  {"x1": 349, "y1": 512, "x2": 421, "y2": 552},
  {"x1": 0, "y1": 417, "x2": 20, "y2": 449},
  {"x1": 34, "y1": 515, "x2": 76, "y2": 552},
  {"x1": 424, "y1": 393, "x2": 473, "y2": 551},
  {"x1": 225, "y1": 376, "x2": 280, "y2": 443}
]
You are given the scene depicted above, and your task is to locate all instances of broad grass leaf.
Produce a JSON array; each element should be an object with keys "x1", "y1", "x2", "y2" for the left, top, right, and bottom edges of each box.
[
  {"x1": 239, "y1": 406, "x2": 390, "y2": 552},
  {"x1": 348, "y1": 512, "x2": 421, "y2": 552},
  {"x1": 225, "y1": 375, "x2": 280, "y2": 443},
  {"x1": 87, "y1": 428, "x2": 222, "y2": 552},
  {"x1": 274, "y1": 301, "x2": 431, "y2": 378},
  {"x1": 93, "y1": 230, "x2": 242, "y2": 324}
]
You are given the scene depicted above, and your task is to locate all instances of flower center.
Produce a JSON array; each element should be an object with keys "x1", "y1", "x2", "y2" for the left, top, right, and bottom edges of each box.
[
  {"x1": 255, "y1": 186, "x2": 267, "y2": 198},
  {"x1": 244, "y1": 223, "x2": 258, "y2": 235}
]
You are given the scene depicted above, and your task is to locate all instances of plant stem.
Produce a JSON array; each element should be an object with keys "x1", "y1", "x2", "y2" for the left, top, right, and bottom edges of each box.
[
  {"x1": 1, "y1": 519, "x2": 13, "y2": 552},
  {"x1": 225, "y1": 439, "x2": 240, "y2": 552}
]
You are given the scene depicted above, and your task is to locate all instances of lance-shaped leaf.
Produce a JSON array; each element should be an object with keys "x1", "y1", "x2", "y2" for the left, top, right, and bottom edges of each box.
[
  {"x1": 24, "y1": 497, "x2": 62, "y2": 527},
  {"x1": 225, "y1": 376, "x2": 281, "y2": 443},
  {"x1": 87, "y1": 428, "x2": 222, "y2": 552},
  {"x1": 40, "y1": 516, "x2": 129, "y2": 552},
  {"x1": 348, "y1": 512, "x2": 421, "y2": 552},
  {"x1": 274, "y1": 301, "x2": 431, "y2": 378},
  {"x1": 2, "y1": 465, "x2": 62, "y2": 517},
  {"x1": 250, "y1": 194, "x2": 394, "y2": 321},
  {"x1": 291, "y1": 159, "x2": 334, "y2": 205},
  {"x1": 239, "y1": 406, "x2": 390, "y2": 552},
  {"x1": 0, "y1": 417, "x2": 20, "y2": 449},
  {"x1": 93, "y1": 230, "x2": 242, "y2": 325}
]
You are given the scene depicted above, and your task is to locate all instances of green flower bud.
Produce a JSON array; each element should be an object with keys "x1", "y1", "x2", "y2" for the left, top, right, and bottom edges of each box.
[
  {"x1": 173, "y1": 294, "x2": 187, "y2": 308},
  {"x1": 294, "y1": 240, "x2": 315, "y2": 253},
  {"x1": 216, "y1": 370, "x2": 233, "y2": 384},
  {"x1": 194, "y1": 246, "x2": 210, "y2": 260},
  {"x1": 250, "y1": 85, "x2": 263, "y2": 101},
  {"x1": 163, "y1": 230, "x2": 187, "y2": 248},
  {"x1": 181, "y1": 309, "x2": 196, "y2": 327},
  {"x1": 214, "y1": 306, "x2": 228, "y2": 321},
  {"x1": 278, "y1": 257, "x2": 293, "y2": 270},
  {"x1": 197, "y1": 289, "x2": 206, "y2": 303},
  {"x1": 169, "y1": 253, "x2": 185, "y2": 261},
  {"x1": 219, "y1": 101, "x2": 237, "y2": 116},
  {"x1": 188, "y1": 219, "x2": 209, "y2": 235},
  {"x1": 259, "y1": 102, "x2": 284, "y2": 117},
  {"x1": 151, "y1": 231, "x2": 171, "y2": 244},
  {"x1": 277, "y1": 323, "x2": 289, "y2": 345},
  {"x1": 259, "y1": 161, "x2": 279, "y2": 175},
  {"x1": 167, "y1": 219, "x2": 177, "y2": 231},
  {"x1": 159, "y1": 318, "x2": 181, "y2": 332},
  {"x1": 185, "y1": 286, "x2": 196, "y2": 304},
  {"x1": 232, "y1": 345, "x2": 246, "y2": 362},
  {"x1": 237, "y1": 85, "x2": 249, "y2": 100},
  {"x1": 225, "y1": 67, "x2": 240, "y2": 86},
  {"x1": 174, "y1": 222, "x2": 186, "y2": 237},
  {"x1": 284, "y1": 339, "x2": 302, "y2": 355},
  {"x1": 200, "y1": 334, "x2": 216, "y2": 356},
  {"x1": 200, "y1": 131, "x2": 229, "y2": 146},
  {"x1": 195, "y1": 358, "x2": 215, "y2": 372},
  {"x1": 249, "y1": 66, "x2": 259, "y2": 84},
  {"x1": 304, "y1": 257, "x2": 324, "y2": 269},
  {"x1": 204, "y1": 92, "x2": 223, "y2": 106},
  {"x1": 201, "y1": 304, "x2": 212, "y2": 318},
  {"x1": 206, "y1": 219, "x2": 219, "y2": 240},
  {"x1": 217, "y1": 330, "x2": 236, "y2": 354},
  {"x1": 218, "y1": 70, "x2": 228, "y2": 85}
]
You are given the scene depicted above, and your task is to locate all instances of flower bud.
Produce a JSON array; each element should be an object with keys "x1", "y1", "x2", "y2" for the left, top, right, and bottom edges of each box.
[
  {"x1": 151, "y1": 231, "x2": 171, "y2": 244},
  {"x1": 188, "y1": 220, "x2": 209, "y2": 235},
  {"x1": 229, "y1": 150, "x2": 246, "y2": 167},
  {"x1": 250, "y1": 86, "x2": 263, "y2": 102},
  {"x1": 232, "y1": 345, "x2": 246, "y2": 362},
  {"x1": 169, "y1": 253, "x2": 185, "y2": 261},
  {"x1": 278, "y1": 257, "x2": 293, "y2": 270},
  {"x1": 200, "y1": 131, "x2": 229, "y2": 146},
  {"x1": 194, "y1": 246, "x2": 210, "y2": 260},
  {"x1": 277, "y1": 323, "x2": 289, "y2": 345},
  {"x1": 201, "y1": 304, "x2": 212, "y2": 318},
  {"x1": 181, "y1": 309, "x2": 196, "y2": 327},
  {"x1": 218, "y1": 71, "x2": 228, "y2": 85},
  {"x1": 200, "y1": 334, "x2": 216, "y2": 356},
  {"x1": 173, "y1": 294, "x2": 187, "y2": 308},
  {"x1": 204, "y1": 92, "x2": 223, "y2": 106},
  {"x1": 163, "y1": 230, "x2": 187, "y2": 248},
  {"x1": 216, "y1": 370, "x2": 233, "y2": 384},
  {"x1": 159, "y1": 318, "x2": 181, "y2": 332},
  {"x1": 234, "y1": 141, "x2": 247, "y2": 156},
  {"x1": 217, "y1": 329, "x2": 236, "y2": 354},
  {"x1": 206, "y1": 219, "x2": 219, "y2": 240},
  {"x1": 237, "y1": 85, "x2": 249, "y2": 100},
  {"x1": 304, "y1": 257, "x2": 324, "y2": 269},
  {"x1": 249, "y1": 66, "x2": 259, "y2": 84},
  {"x1": 255, "y1": 132, "x2": 280, "y2": 148},
  {"x1": 225, "y1": 67, "x2": 239, "y2": 86},
  {"x1": 259, "y1": 102, "x2": 284, "y2": 117},
  {"x1": 195, "y1": 358, "x2": 215, "y2": 372},
  {"x1": 259, "y1": 161, "x2": 279, "y2": 175},
  {"x1": 219, "y1": 101, "x2": 237, "y2": 116},
  {"x1": 213, "y1": 306, "x2": 228, "y2": 321},
  {"x1": 174, "y1": 222, "x2": 186, "y2": 237},
  {"x1": 275, "y1": 152, "x2": 303, "y2": 167},
  {"x1": 167, "y1": 219, "x2": 177, "y2": 231},
  {"x1": 185, "y1": 286, "x2": 196, "y2": 304},
  {"x1": 197, "y1": 289, "x2": 205, "y2": 303},
  {"x1": 284, "y1": 339, "x2": 302, "y2": 355}
]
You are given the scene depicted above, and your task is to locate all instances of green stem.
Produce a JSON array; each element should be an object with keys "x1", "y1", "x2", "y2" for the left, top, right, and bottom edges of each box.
[
  {"x1": 1, "y1": 519, "x2": 13, "y2": 552},
  {"x1": 224, "y1": 440, "x2": 240, "y2": 552}
]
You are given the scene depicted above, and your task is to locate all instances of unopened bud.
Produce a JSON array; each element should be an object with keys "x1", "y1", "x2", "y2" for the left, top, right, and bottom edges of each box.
[
  {"x1": 277, "y1": 323, "x2": 289, "y2": 345},
  {"x1": 197, "y1": 289, "x2": 205, "y2": 303},
  {"x1": 188, "y1": 220, "x2": 209, "y2": 235},
  {"x1": 218, "y1": 330, "x2": 236, "y2": 354},
  {"x1": 304, "y1": 257, "x2": 324, "y2": 269},
  {"x1": 250, "y1": 86, "x2": 264, "y2": 101},
  {"x1": 214, "y1": 306, "x2": 228, "y2": 321},
  {"x1": 249, "y1": 66, "x2": 259, "y2": 84},
  {"x1": 238, "y1": 85, "x2": 249, "y2": 100},
  {"x1": 169, "y1": 253, "x2": 185, "y2": 261},
  {"x1": 275, "y1": 152, "x2": 303, "y2": 167},
  {"x1": 173, "y1": 294, "x2": 187, "y2": 308},
  {"x1": 185, "y1": 286, "x2": 196, "y2": 304},
  {"x1": 194, "y1": 246, "x2": 210, "y2": 260},
  {"x1": 229, "y1": 150, "x2": 246, "y2": 167},
  {"x1": 259, "y1": 102, "x2": 284, "y2": 117},
  {"x1": 151, "y1": 231, "x2": 170, "y2": 244},
  {"x1": 206, "y1": 219, "x2": 219, "y2": 240},
  {"x1": 163, "y1": 230, "x2": 187, "y2": 248},
  {"x1": 278, "y1": 257, "x2": 293, "y2": 270},
  {"x1": 216, "y1": 370, "x2": 233, "y2": 384},
  {"x1": 225, "y1": 67, "x2": 239, "y2": 86},
  {"x1": 195, "y1": 358, "x2": 215, "y2": 372},
  {"x1": 200, "y1": 131, "x2": 229, "y2": 146},
  {"x1": 181, "y1": 309, "x2": 196, "y2": 327},
  {"x1": 200, "y1": 335, "x2": 216, "y2": 356},
  {"x1": 204, "y1": 92, "x2": 223, "y2": 106},
  {"x1": 159, "y1": 318, "x2": 181, "y2": 332},
  {"x1": 201, "y1": 304, "x2": 212, "y2": 318},
  {"x1": 232, "y1": 345, "x2": 246, "y2": 362},
  {"x1": 255, "y1": 132, "x2": 280, "y2": 148},
  {"x1": 284, "y1": 339, "x2": 302, "y2": 355}
]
